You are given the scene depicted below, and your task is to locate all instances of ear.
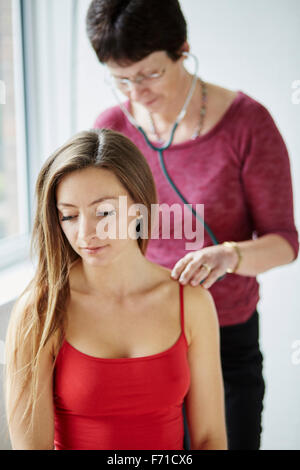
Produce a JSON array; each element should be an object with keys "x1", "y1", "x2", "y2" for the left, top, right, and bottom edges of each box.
[
  {"x1": 178, "y1": 41, "x2": 190, "y2": 64},
  {"x1": 178, "y1": 41, "x2": 190, "y2": 57}
]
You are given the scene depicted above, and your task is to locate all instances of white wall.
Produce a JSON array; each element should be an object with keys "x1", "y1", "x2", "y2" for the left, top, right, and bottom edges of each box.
[{"x1": 74, "y1": 0, "x2": 300, "y2": 450}]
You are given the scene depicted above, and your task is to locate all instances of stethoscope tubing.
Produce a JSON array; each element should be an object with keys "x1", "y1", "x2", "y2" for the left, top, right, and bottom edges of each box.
[
  {"x1": 138, "y1": 124, "x2": 226, "y2": 283},
  {"x1": 137, "y1": 125, "x2": 220, "y2": 245},
  {"x1": 108, "y1": 52, "x2": 226, "y2": 282}
]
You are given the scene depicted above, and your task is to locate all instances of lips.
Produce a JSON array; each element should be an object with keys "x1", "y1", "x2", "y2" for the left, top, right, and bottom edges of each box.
[
  {"x1": 81, "y1": 245, "x2": 108, "y2": 253},
  {"x1": 82, "y1": 247, "x2": 101, "y2": 249},
  {"x1": 145, "y1": 98, "x2": 157, "y2": 106},
  {"x1": 139, "y1": 96, "x2": 157, "y2": 107}
]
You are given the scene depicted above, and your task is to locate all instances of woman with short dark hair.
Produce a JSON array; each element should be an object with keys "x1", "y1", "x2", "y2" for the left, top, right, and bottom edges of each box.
[{"x1": 86, "y1": 0, "x2": 299, "y2": 449}]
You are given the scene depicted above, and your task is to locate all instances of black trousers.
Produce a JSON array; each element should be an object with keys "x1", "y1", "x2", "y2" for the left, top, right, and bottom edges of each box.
[{"x1": 183, "y1": 309, "x2": 265, "y2": 450}]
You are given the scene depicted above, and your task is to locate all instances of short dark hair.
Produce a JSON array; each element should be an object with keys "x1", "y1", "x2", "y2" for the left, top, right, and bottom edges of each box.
[{"x1": 86, "y1": 0, "x2": 187, "y2": 65}]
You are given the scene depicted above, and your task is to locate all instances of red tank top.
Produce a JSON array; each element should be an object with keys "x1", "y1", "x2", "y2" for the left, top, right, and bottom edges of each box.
[{"x1": 53, "y1": 283, "x2": 190, "y2": 450}]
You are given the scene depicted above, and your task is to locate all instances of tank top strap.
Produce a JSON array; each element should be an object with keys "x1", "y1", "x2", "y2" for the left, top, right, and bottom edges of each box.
[{"x1": 179, "y1": 283, "x2": 186, "y2": 341}]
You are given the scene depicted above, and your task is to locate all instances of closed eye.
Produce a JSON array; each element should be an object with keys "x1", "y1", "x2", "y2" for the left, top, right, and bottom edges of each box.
[
  {"x1": 61, "y1": 215, "x2": 75, "y2": 222},
  {"x1": 97, "y1": 210, "x2": 116, "y2": 217},
  {"x1": 60, "y1": 211, "x2": 115, "y2": 222}
]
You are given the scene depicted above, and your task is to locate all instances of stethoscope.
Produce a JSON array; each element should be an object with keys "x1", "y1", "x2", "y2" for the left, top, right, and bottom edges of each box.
[{"x1": 108, "y1": 52, "x2": 225, "y2": 282}]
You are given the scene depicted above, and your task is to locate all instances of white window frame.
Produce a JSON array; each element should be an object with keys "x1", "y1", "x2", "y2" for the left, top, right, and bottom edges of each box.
[
  {"x1": 0, "y1": 0, "x2": 31, "y2": 271},
  {"x1": 0, "y1": 0, "x2": 78, "y2": 305}
]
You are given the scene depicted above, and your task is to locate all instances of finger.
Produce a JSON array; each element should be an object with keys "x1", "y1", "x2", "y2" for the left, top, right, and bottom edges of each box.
[
  {"x1": 189, "y1": 265, "x2": 211, "y2": 286},
  {"x1": 171, "y1": 254, "x2": 194, "y2": 279},
  {"x1": 201, "y1": 268, "x2": 223, "y2": 289},
  {"x1": 178, "y1": 260, "x2": 204, "y2": 284}
]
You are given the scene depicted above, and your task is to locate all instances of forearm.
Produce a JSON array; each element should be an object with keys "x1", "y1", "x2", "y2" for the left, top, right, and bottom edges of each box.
[
  {"x1": 9, "y1": 427, "x2": 54, "y2": 450},
  {"x1": 12, "y1": 444, "x2": 54, "y2": 450},
  {"x1": 192, "y1": 436, "x2": 227, "y2": 450},
  {"x1": 227, "y1": 234, "x2": 296, "y2": 277},
  {"x1": 199, "y1": 440, "x2": 227, "y2": 450}
]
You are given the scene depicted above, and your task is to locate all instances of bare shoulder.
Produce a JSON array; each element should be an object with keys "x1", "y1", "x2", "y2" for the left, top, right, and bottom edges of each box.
[
  {"x1": 146, "y1": 260, "x2": 172, "y2": 276},
  {"x1": 7, "y1": 289, "x2": 33, "y2": 338},
  {"x1": 142, "y1": 261, "x2": 175, "y2": 291},
  {"x1": 8, "y1": 289, "x2": 60, "y2": 362},
  {"x1": 144, "y1": 263, "x2": 219, "y2": 343},
  {"x1": 182, "y1": 284, "x2": 219, "y2": 346}
]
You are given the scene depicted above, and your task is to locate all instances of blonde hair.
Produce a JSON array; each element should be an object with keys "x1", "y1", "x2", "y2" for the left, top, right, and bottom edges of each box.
[{"x1": 4, "y1": 128, "x2": 158, "y2": 433}]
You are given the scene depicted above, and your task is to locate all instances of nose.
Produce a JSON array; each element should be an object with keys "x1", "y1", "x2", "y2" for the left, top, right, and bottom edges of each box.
[
  {"x1": 128, "y1": 82, "x2": 148, "y2": 102},
  {"x1": 77, "y1": 215, "x2": 97, "y2": 244}
]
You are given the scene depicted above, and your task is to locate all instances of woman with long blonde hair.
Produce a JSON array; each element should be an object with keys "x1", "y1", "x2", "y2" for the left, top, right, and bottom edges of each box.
[{"x1": 4, "y1": 128, "x2": 226, "y2": 450}]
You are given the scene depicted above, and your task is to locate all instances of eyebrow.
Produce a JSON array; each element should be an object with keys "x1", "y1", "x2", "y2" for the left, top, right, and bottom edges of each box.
[{"x1": 56, "y1": 196, "x2": 119, "y2": 208}]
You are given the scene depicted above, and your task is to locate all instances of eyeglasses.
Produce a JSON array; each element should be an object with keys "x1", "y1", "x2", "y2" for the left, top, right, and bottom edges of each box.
[{"x1": 107, "y1": 67, "x2": 166, "y2": 91}]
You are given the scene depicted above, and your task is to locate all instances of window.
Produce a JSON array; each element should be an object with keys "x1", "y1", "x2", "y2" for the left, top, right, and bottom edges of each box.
[
  {"x1": 0, "y1": 0, "x2": 30, "y2": 270},
  {"x1": 0, "y1": 0, "x2": 78, "y2": 276}
]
